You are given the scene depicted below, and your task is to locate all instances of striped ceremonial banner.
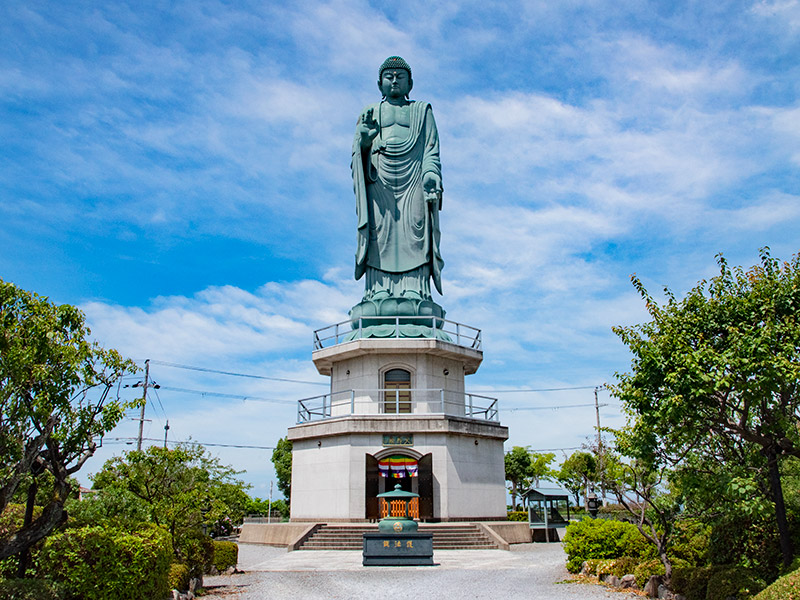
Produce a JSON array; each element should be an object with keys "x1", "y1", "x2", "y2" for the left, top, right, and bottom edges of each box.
[{"x1": 378, "y1": 456, "x2": 418, "y2": 478}]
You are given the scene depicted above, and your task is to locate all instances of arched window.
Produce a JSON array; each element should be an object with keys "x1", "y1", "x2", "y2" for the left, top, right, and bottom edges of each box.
[{"x1": 384, "y1": 368, "x2": 411, "y2": 414}]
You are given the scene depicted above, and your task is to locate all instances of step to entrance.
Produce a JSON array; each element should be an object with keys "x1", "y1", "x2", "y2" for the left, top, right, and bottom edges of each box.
[{"x1": 296, "y1": 523, "x2": 501, "y2": 551}]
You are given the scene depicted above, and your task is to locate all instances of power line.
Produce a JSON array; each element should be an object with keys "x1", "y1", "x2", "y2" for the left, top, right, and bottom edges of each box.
[
  {"x1": 502, "y1": 402, "x2": 610, "y2": 412},
  {"x1": 141, "y1": 360, "x2": 328, "y2": 386},
  {"x1": 472, "y1": 385, "x2": 605, "y2": 393},
  {"x1": 158, "y1": 385, "x2": 295, "y2": 405},
  {"x1": 107, "y1": 437, "x2": 275, "y2": 450},
  {"x1": 150, "y1": 387, "x2": 168, "y2": 420}
]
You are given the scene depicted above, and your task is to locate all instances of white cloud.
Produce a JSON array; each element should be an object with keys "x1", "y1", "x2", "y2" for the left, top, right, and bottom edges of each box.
[
  {"x1": 83, "y1": 278, "x2": 357, "y2": 364},
  {"x1": 751, "y1": 0, "x2": 800, "y2": 30}
]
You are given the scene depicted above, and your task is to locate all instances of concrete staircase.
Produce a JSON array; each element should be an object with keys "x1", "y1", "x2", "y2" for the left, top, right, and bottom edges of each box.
[{"x1": 296, "y1": 523, "x2": 500, "y2": 551}]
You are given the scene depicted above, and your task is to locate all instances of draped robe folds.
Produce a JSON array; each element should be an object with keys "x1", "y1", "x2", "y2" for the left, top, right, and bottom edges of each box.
[{"x1": 353, "y1": 100, "x2": 444, "y2": 300}]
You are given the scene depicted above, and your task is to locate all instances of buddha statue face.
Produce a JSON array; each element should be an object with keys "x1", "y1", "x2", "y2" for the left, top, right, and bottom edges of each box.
[{"x1": 378, "y1": 68, "x2": 412, "y2": 100}]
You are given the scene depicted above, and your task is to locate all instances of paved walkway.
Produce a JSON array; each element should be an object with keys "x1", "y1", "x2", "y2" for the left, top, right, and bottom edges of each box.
[{"x1": 202, "y1": 543, "x2": 637, "y2": 600}]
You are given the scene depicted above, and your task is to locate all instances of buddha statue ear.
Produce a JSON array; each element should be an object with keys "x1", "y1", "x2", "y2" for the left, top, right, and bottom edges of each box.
[
  {"x1": 377, "y1": 79, "x2": 384, "y2": 98},
  {"x1": 407, "y1": 77, "x2": 413, "y2": 95}
]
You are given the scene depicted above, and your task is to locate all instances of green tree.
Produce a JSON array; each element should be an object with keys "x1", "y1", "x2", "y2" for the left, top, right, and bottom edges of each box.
[
  {"x1": 91, "y1": 444, "x2": 249, "y2": 564},
  {"x1": 529, "y1": 451, "x2": 556, "y2": 487},
  {"x1": 504, "y1": 446, "x2": 532, "y2": 510},
  {"x1": 557, "y1": 451, "x2": 596, "y2": 508},
  {"x1": 602, "y1": 451, "x2": 681, "y2": 584},
  {"x1": 0, "y1": 280, "x2": 135, "y2": 565},
  {"x1": 271, "y1": 437, "x2": 292, "y2": 504},
  {"x1": 611, "y1": 249, "x2": 800, "y2": 569}
]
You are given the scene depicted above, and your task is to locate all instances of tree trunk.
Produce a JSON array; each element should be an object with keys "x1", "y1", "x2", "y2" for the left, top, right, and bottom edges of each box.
[
  {"x1": 16, "y1": 479, "x2": 38, "y2": 578},
  {"x1": 659, "y1": 549, "x2": 672, "y2": 588},
  {"x1": 765, "y1": 447, "x2": 794, "y2": 568},
  {"x1": 0, "y1": 500, "x2": 66, "y2": 560}
]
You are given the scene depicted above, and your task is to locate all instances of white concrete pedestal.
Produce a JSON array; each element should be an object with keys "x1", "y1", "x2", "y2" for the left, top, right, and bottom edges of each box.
[{"x1": 288, "y1": 337, "x2": 508, "y2": 522}]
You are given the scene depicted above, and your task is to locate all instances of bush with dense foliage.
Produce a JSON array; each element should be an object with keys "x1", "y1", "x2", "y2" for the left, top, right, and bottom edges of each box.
[
  {"x1": 753, "y1": 564, "x2": 800, "y2": 600},
  {"x1": 633, "y1": 558, "x2": 666, "y2": 588},
  {"x1": 177, "y1": 532, "x2": 214, "y2": 580},
  {"x1": 0, "y1": 578, "x2": 63, "y2": 600},
  {"x1": 211, "y1": 540, "x2": 238, "y2": 572},
  {"x1": 707, "y1": 513, "x2": 784, "y2": 581},
  {"x1": 506, "y1": 511, "x2": 528, "y2": 522},
  {"x1": 705, "y1": 566, "x2": 764, "y2": 600},
  {"x1": 39, "y1": 524, "x2": 171, "y2": 600},
  {"x1": 563, "y1": 517, "x2": 655, "y2": 572},
  {"x1": 668, "y1": 565, "x2": 765, "y2": 600},
  {"x1": 670, "y1": 566, "x2": 711, "y2": 600},
  {"x1": 167, "y1": 563, "x2": 190, "y2": 592}
]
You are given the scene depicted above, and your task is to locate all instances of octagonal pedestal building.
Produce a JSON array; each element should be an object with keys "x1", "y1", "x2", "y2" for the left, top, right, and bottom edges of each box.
[{"x1": 288, "y1": 323, "x2": 508, "y2": 522}]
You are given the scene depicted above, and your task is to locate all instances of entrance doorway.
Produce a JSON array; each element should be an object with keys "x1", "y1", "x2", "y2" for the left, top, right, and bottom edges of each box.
[{"x1": 365, "y1": 452, "x2": 433, "y2": 520}]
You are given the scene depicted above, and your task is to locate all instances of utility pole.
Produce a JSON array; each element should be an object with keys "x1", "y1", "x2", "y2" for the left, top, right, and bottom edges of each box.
[
  {"x1": 163, "y1": 420, "x2": 170, "y2": 449},
  {"x1": 268, "y1": 480, "x2": 274, "y2": 525},
  {"x1": 594, "y1": 386, "x2": 605, "y2": 505},
  {"x1": 137, "y1": 359, "x2": 150, "y2": 451}
]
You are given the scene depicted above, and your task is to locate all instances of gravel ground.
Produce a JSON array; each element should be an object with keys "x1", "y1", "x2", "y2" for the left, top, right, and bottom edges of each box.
[{"x1": 201, "y1": 543, "x2": 638, "y2": 600}]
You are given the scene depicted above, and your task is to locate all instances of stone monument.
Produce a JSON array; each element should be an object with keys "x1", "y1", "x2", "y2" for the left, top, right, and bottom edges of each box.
[{"x1": 288, "y1": 57, "x2": 508, "y2": 522}]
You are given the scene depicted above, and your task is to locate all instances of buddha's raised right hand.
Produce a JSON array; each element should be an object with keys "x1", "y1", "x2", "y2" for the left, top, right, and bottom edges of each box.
[{"x1": 358, "y1": 108, "x2": 380, "y2": 148}]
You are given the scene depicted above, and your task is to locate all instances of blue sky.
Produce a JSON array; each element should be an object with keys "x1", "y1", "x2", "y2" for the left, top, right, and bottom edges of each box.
[{"x1": 2, "y1": 0, "x2": 799, "y2": 498}]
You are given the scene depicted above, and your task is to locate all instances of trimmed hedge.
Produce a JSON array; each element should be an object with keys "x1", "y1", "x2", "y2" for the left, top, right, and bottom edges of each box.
[
  {"x1": 178, "y1": 533, "x2": 215, "y2": 579},
  {"x1": 212, "y1": 540, "x2": 238, "y2": 573},
  {"x1": 753, "y1": 565, "x2": 800, "y2": 600},
  {"x1": 168, "y1": 563, "x2": 190, "y2": 592},
  {"x1": 670, "y1": 565, "x2": 765, "y2": 600},
  {"x1": 581, "y1": 556, "x2": 639, "y2": 578},
  {"x1": 0, "y1": 579, "x2": 63, "y2": 600},
  {"x1": 633, "y1": 558, "x2": 665, "y2": 588},
  {"x1": 705, "y1": 566, "x2": 764, "y2": 600},
  {"x1": 39, "y1": 524, "x2": 171, "y2": 600},
  {"x1": 563, "y1": 517, "x2": 655, "y2": 573},
  {"x1": 506, "y1": 511, "x2": 528, "y2": 522}
]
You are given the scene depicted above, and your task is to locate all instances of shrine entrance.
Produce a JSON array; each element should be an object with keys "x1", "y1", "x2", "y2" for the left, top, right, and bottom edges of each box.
[{"x1": 366, "y1": 451, "x2": 433, "y2": 521}]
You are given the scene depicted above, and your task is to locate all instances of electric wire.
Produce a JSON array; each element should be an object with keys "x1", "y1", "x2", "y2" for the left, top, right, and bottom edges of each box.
[
  {"x1": 151, "y1": 387, "x2": 168, "y2": 421},
  {"x1": 140, "y1": 359, "x2": 328, "y2": 386},
  {"x1": 157, "y1": 385, "x2": 295, "y2": 405},
  {"x1": 472, "y1": 385, "x2": 604, "y2": 393},
  {"x1": 502, "y1": 402, "x2": 609, "y2": 412},
  {"x1": 106, "y1": 437, "x2": 274, "y2": 450}
]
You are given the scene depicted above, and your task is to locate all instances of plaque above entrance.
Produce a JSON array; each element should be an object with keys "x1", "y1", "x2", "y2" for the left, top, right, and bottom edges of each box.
[{"x1": 383, "y1": 434, "x2": 413, "y2": 446}]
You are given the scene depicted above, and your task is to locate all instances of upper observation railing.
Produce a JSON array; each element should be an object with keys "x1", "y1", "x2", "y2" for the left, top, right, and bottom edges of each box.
[
  {"x1": 296, "y1": 388, "x2": 499, "y2": 424},
  {"x1": 312, "y1": 316, "x2": 482, "y2": 351}
]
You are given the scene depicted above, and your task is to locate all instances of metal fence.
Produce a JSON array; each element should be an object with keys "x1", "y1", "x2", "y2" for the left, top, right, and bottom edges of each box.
[
  {"x1": 312, "y1": 316, "x2": 482, "y2": 351},
  {"x1": 296, "y1": 388, "x2": 499, "y2": 424}
]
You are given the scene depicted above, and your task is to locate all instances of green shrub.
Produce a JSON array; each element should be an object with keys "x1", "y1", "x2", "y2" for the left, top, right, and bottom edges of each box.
[
  {"x1": 506, "y1": 511, "x2": 528, "y2": 522},
  {"x1": 211, "y1": 540, "x2": 238, "y2": 572},
  {"x1": 672, "y1": 565, "x2": 711, "y2": 600},
  {"x1": 168, "y1": 563, "x2": 190, "y2": 591},
  {"x1": 670, "y1": 520, "x2": 711, "y2": 568},
  {"x1": 634, "y1": 558, "x2": 665, "y2": 588},
  {"x1": 705, "y1": 566, "x2": 764, "y2": 600},
  {"x1": 708, "y1": 515, "x2": 783, "y2": 581},
  {"x1": 64, "y1": 488, "x2": 149, "y2": 531},
  {"x1": 39, "y1": 524, "x2": 171, "y2": 600},
  {"x1": 0, "y1": 578, "x2": 63, "y2": 600},
  {"x1": 563, "y1": 517, "x2": 655, "y2": 573},
  {"x1": 177, "y1": 533, "x2": 215, "y2": 579},
  {"x1": 753, "y1": 565, "x2": 800, "y2": 600},
  {"x1": 607, "y1": 556, "x2": 638, "y2": 578},
  {"x1": 0, "y1": 503, "x2": 45, "y2": 578},
  {"x1": 672, "y1": 565, "x2": 764, "y2": 600},
  {"x1": 581, "y1": 558, "x2": 603, "y2": 574}
]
